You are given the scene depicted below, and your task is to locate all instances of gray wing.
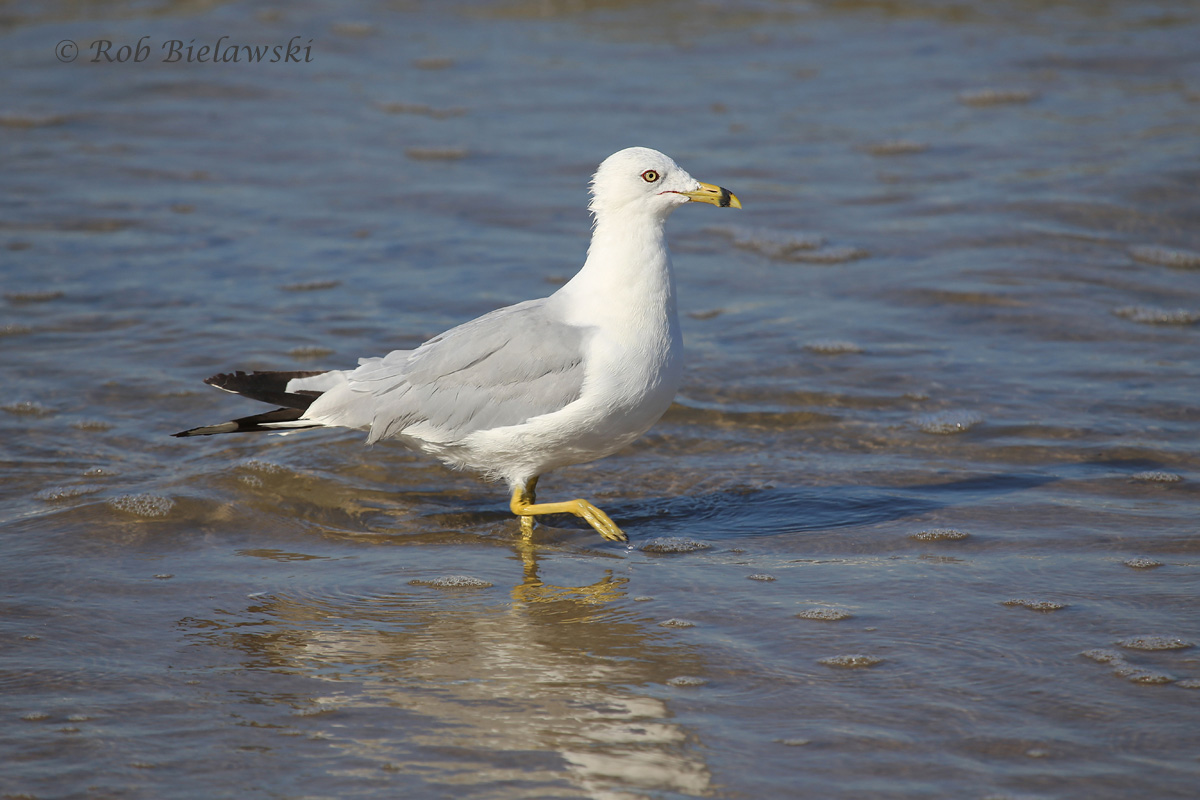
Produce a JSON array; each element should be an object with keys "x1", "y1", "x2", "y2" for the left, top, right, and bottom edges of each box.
[{"x1": 343, "y1": 299, "x2": 590, "y2": 444}]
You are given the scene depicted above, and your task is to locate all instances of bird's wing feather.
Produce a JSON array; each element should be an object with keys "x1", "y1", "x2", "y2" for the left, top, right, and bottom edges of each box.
[{"x1": 326, "y1": 299, "x2": 590, "y2": 444}]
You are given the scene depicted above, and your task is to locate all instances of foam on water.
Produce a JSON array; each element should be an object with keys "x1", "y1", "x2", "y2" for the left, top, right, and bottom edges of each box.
[
  {"x1": 408, "y1": 575, "x2": 493, "y2": 589},
  {"x1": 914, "y1": 410, "x2": 984, "y2": 434},
  {"x1": 667, "y1": 676, "x2": 707, "y2": 687},
  {"x1": 1114, "y1": 306, "x2": 1200, "y2": 325},
  {"x1": 1129, "y1": 471, "x2": 1182, "y2": 483},
  {"x1": 910, "y1": 528, "x2": 970, "y2": 541},
  {"x1": 1081, "y1": 649, "x2": 1122, "y2": 664},
  {"x1": 1128, "y1": 245, "x2": 1200, "y2": 269},
  {"x1": 2, "y1": 400, "x2": 53, "y2": 416},
  {"x1": 785, "y1": 246, "x2": 870, "y2": 265},
  {"x1": 804, "y1": 340, "x2": 864, "y2": 355},
  {"x1": 4, "y1": 289, "x2": 65, "y2": 304},
  {"x1": 35, "y1": 485, "x2": 104, "y2": 502},
  {"x1": 1111, "y1": 665, "x2": 1175, "y2": 685},
  {"x1": 658, "y1": 618, "x2": 696, "y2": 628},
  {"x1": 818, "y1": 654, "x2": 884, "y2": 669},
  {"x1": 289, "y1": 346, "x2": 335, "y2": 359},
  {"x1": 72, "y1": 419, "x2": 114, "y2": 431},
  {"x1": 796, "y1": 608, "x2": 854, "y2": 621},
  {"x1": 106, "y1": 494, "x2": 176, "y2": 518},
  {"x1": 1116, "y1": 636, "x2": 1193, "y2": 651},
  {"x1": 1002, "y1": 599, "x2": 1068, "y2": 612},
  {"x1": 640, "y1": 537, "x2": 712, "y2": 554},
  {"x1": 238, "y1": 459, "x2": 294, "y2": 475},
  {"x1": 708, "y1": 224, "x2": 825, "y2": 259}
]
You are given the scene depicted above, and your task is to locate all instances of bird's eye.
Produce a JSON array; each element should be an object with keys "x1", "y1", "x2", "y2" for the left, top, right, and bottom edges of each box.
[{"x1": 641, "y1": 170, "x2": 660, "y2": 183}]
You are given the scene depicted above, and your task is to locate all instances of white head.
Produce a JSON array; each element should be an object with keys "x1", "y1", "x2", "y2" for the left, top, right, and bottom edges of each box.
[{"x1": 588, "y1": 147, "x2": 741, "y2": 222}]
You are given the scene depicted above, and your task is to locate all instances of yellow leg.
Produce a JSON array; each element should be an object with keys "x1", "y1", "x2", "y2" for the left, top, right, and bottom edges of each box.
[{"x1": 510, "y1": 478, "x2": 627, "y2": 543}]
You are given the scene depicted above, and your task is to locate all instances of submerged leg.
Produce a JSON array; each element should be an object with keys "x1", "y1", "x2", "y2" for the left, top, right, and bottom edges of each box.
[{"x1": 509, "y1": 479, "x2": 627, "y2": 543}]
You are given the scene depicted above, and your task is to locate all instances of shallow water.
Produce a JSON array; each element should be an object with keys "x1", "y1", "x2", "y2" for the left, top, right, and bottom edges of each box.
[{"x1": 3, "y1": 1, "x2": 1200, "y2": 797}]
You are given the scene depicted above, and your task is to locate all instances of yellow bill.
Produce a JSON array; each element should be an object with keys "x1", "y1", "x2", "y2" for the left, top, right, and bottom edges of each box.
[{"x1": 683, "y1": 181, "x2": 742, "y2": 209}]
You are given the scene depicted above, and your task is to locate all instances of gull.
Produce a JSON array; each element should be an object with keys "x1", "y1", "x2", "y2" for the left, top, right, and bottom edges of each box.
[{"x1": 174, "y1": 147, "x2": 741, "y2": 542}]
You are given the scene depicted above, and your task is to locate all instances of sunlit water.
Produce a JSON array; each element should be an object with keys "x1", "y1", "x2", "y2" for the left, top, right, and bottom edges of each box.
[{"x1": 3, "y1": 1, "x2": 1199, "y2": 797}]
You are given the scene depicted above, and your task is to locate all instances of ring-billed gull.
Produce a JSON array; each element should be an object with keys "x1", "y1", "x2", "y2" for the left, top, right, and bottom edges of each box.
[{"x1": 175, "y1": 147, "x2": 741, "y2": 542}]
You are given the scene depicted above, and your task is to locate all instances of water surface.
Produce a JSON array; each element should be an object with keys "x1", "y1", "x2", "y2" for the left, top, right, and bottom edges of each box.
[{"x1": 3, "y1": 1, "x2": 1199, "y2": 797}]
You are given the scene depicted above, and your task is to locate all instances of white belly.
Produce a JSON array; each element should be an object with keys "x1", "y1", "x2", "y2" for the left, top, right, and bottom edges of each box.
[{"x1": 449, "y1": 324, "x2": 683, "y2": 486}]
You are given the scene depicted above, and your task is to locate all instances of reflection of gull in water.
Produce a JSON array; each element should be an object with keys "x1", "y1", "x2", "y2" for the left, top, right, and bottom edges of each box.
[
  {"x1": 210, "y1": 544, "x2": 712, "y2": 797},
  {"x1": 175, "y1": 147, "x2": 740, "y2": 543}
]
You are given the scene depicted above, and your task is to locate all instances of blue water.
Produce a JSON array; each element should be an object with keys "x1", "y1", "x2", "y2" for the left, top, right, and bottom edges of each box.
[{"x1": 3, "y1": 1, "x2": 1199, "y2": 797}]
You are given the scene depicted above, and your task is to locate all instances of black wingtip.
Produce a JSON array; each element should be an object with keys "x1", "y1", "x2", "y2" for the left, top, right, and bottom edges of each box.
[
  {"x1": 173, "y1": 426, "x2": 221, "y2": 437},
  {"x1": 204, "y1": 370, "x2": 327, "y2": 409},
  {"x1": 171, "y1": 407, "x2": 318, "y2": 438},
  {"x1": 172, "y1": 421, "x2": 242, "y2": 437}
]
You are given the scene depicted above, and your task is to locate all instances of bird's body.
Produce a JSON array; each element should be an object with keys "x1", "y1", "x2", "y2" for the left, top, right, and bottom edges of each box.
[{"x1": 175, "y1": 147, "x2": 740, "y2": 541}]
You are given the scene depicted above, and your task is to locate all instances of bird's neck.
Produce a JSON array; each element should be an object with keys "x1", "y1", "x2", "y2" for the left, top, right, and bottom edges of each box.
[{"x1": 555, "y1": 210, "x2": 678, "y2": 331}]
